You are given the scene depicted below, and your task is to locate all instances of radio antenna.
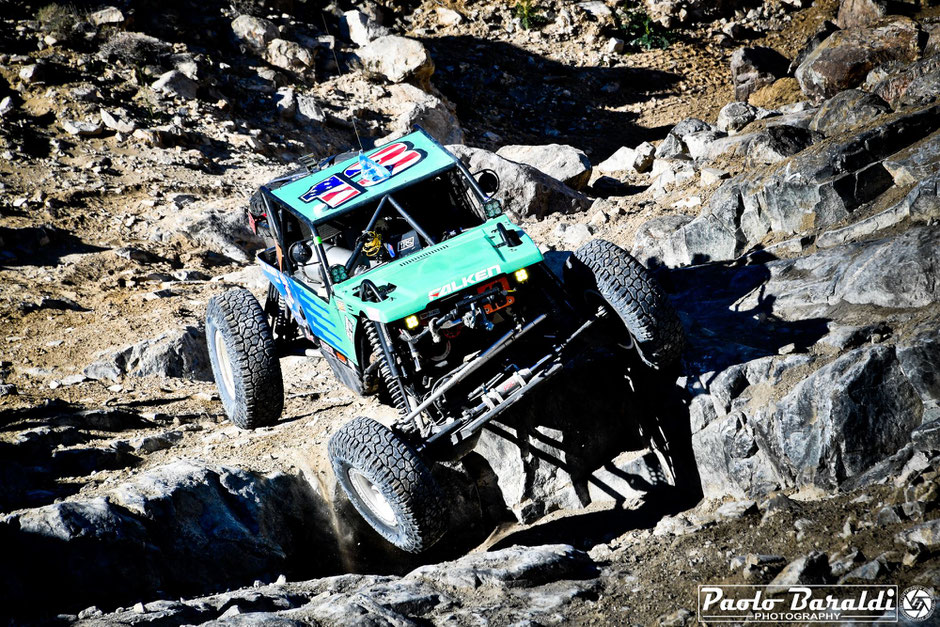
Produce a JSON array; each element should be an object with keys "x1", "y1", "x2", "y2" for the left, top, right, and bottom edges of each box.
[{"x1": 321, "y1": 12, "x2": 364, "y2": 151}]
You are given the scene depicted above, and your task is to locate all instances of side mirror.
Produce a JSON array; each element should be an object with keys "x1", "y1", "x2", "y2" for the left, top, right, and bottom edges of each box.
[
  {"x1": 475, "y1": 169, "x2": 500, "y2": 195},
  {"x1": 329, "y1": 264, "x2": 349, "y2": 284},
  {"x1": 289, "y1": 241, "x2": 313, "y2": 265}
]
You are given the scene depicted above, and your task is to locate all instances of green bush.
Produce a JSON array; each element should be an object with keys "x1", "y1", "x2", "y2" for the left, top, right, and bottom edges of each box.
[
  {"x1": 513, "y1": 0, "x2": 549, "y2": 31},
  {"x1": 615, "y1": 2, "x2": 674, "y2": 50},
  {"x1": 36, "y1": 3, "x2": 81, "y2": 39}
]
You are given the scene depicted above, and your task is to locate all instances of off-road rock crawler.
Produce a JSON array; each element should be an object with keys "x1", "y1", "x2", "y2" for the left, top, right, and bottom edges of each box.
[{"x1": 206, "y1": 129, "x2": 685, "y2": 552}]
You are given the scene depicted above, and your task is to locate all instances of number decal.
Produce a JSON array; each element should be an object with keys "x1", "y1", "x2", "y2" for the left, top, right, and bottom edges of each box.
[{"x1": 298, "y1": 141, "x2": 427, "y2": 207}]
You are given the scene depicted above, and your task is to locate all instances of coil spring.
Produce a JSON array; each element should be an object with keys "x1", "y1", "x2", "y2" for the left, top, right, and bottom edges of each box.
[{"x1": 365, "y1": 322, "x2": 409, "y2": 416}]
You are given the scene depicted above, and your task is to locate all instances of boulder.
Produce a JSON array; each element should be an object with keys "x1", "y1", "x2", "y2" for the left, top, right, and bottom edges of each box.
[
  {"x1": 873, "y1": 56, "x2": 940, "y2": 109},
  {"x1": 88, "y1": 6, "x2": 124, "y2": 27},
  {"x1": 795, "y1": 17, "x2": 921, "y2": 102},
  {"x1": 151, "y1": 70, "x2": 198, "y2": 100},
  {"x1": 159, "y1": 204, "x2": 266, "y2": 263},
  {"x1": 265, "y1": 39, "x2": 314, "y2": 74},
  {"x1": 383, "y1": 84, "x2": 464, "y2": 145},
  {"x1": 597, "y1": 146, "x2": 636, "y2": 173},
  {"x1": 790, "y1": 21, "x2": 840, "y2": 76},
  {"x1": 447, "y1": 145, "x2": 591, "y2": 219},
  {"x1": 296, "y1": 93, "x2": 326, "y2": 124},
  {"x1": 231, "y1": 15, "x2": 278, "y2": 52},
  {"x1": 359, "y1": 35, "x2": 435, "y2": 90},
  {"x1": 769, "y1": 552, "x2": 831, "y2": 587},
  {"x1": 808, "y1": 89, "x2": 891, "y2": 136},
  {"x1": 731, "y1": 47, "x2": 790, "y2": 102},
  {"x1": 84, "y1": 326, "x2": 212, "y2": 382},
  {"x1": 496, "y1": 144, "x2": 592, "y2": 190},
  {"x1": 655, "y1": 118, "x2": 711, "y2": 159},
  {"x1": 340, "y1": 10, "x2": 389, "y2": 47}
]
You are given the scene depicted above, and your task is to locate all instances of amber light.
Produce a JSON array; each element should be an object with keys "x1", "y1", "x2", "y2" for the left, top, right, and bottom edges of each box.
[
  {"x1": 404, "y1": 315, "x2": 420, "y2": 329},
  {"x1": 514, "y1": 268, "x2": 529, "y2": 283}
]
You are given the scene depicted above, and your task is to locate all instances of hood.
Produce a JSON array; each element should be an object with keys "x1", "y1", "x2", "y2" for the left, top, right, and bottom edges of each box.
[{"x1": 335, "y1": 216, "x2": 543, "y2": 323}]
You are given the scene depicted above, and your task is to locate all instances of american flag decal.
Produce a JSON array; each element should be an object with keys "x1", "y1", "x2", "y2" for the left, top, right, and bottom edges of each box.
[{"x1": 299, "y1": 141, "x2": 428, "y2": 207}]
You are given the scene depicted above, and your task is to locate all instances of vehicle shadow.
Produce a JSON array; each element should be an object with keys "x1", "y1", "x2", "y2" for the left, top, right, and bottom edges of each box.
[{"x1": 419, "y1": 35, "x2": 682, "y2": 157}]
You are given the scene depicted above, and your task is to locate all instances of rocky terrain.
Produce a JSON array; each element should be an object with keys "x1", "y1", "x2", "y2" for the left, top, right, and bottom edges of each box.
[{"x1": 1, "y1": 0, "x2": 939, "y2": 624}]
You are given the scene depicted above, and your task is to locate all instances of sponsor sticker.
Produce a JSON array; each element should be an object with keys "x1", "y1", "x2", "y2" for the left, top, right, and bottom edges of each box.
[
  {"x1": 696, "y1": 585, "x2": 919, "y2": 623},
  {"x1": 429, "y1": 265, "x2": 501, "y2": 300}
]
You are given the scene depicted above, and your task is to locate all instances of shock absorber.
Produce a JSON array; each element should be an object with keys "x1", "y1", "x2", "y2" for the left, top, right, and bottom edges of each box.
[{"x1": 364, "y1": 320, "x2": 411, "y2": 416}]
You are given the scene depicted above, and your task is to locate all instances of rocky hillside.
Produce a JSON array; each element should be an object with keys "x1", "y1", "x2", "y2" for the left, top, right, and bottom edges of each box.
[{"x1": 1, "y1": 0, "x2": 939, "y2": 624}]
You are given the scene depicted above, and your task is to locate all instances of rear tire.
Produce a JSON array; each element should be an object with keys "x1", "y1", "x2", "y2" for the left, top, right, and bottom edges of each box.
[
  {"x1": 565, "y1": 239, "x2": 684, "y2": 370},
  {"x1": 328, "y1": 417, "x2": 445, "y2": 553},
  {"x1": 206, "y1": 288, "x2": 284, "y2": 429}
]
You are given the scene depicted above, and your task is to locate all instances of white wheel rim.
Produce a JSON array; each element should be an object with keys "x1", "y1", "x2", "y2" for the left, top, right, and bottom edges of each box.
[
  {"x1": 214, "y1": 328, "x2": 236, "y2": 398},
  {"x1": 348, "y1": 468, "x2": 398, "y2": 527}
]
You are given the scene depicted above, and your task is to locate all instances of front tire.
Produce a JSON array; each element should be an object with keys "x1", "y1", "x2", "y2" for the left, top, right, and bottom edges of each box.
[
  {"x1": 565, "y1": 239, "x2": 685, "y2": 370},
  {"x1": 206, "y1": 288, "x2": 284, "y2": 429},
  {"x1": 328, "y1": 417, "x2": 445, "y2": 553}
]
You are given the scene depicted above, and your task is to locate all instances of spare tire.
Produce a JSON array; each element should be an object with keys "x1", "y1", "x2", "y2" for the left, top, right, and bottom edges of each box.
[
  {"x1": 206, "y1": 288, "x2": 284, "y2": 429},
  {"x1": 328, "y1": 416, "x2": 446, "y2": 553},
  {"x1": 565, "y1": 239, "x2": 684, "y2": 370}
]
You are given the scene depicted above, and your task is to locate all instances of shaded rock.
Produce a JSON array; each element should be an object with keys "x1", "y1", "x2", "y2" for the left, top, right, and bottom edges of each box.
[
  {"x1": 496, "y1": 144, "x2": 592, "y2": 190},
  {"x1": 746, "y1": 126, "x2": 819, "y2": 166},
  {"x1": 731, "y1": 47, "x2": 790, "y2": 102},
  {"x1": 447, "y1": 145, "x2": 591, "y2": 219},
  {"x1": 340, "y1": 10, "x2": 389, "y2": 47},
  {"x1": 809, "y1": 89, "x2": 891, "y2": 136},
  {"x1": 265, "y1": 39, "x2": 314, "y2": 74},
  {"x1": 897, "y1": 328, "x2": 940, "y2": 409},
  {"x1": 884, "y1": 131, "x2": 940, "y2": 188},
  {"x1": 359, "y1": 36, "x2": 434, "y2": 90},
  {"x1": 407, "y1": 544, "x2": 597, "y2": 589},
  {"x1": 231, "y1": 15, "x2": 277, "y2": 52},
  {"x1": 273, "y1": 87, "x2": 295, "y2": 120},
  {"x1": 586, "y1": 450, "x2": 672, "y2": 505},
  {"x1": 790, "y1": 21, "x2": 840, "y2": 76},
  {"x1": 84, "y1": 326, "x2": 211, "y2": 382},
  {"x1": 295, "y1": 94, "x2": 326, "y2": 124},
  {"x1": 152, "y1": 70, "x2": 198, "y2": 100},
  {"x1": 633, "y1": 141, "x2": 656, "y2": 173},
  {"x1": 873, "y1": 56, "x2": 940, "y2": 109},
  {"x1": 795, "y1": 17, "x2": 921, "y2": 101}
]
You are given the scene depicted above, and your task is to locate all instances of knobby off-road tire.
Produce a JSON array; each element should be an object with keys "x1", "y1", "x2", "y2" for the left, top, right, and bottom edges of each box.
[
  {"x1": 206, "y1": 288, "x2": 284, "y2": 429},
  {"x1": 328, "y1": 416, "x2": 445, "y2": 553},
  {"x1": 566, "y1": 239, "x2": 685, "y2": 370}
]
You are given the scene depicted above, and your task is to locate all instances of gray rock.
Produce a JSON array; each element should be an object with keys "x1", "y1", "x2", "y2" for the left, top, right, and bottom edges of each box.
[
  {"x1": 84, "y1": 326, "x2": 212, "y2": 382},
  {"x1": 633, "y1": 141, "x2": 656, "y2": 173},
  {"x1": 837, "y1": 0, "x2": 889, "y2": 29},
  {"x1": 359, "y1": 36, "x2": 434, "y2": 90},
  {"x1": 61, "y1": 119, "x2": 103, "y2": 136},
  {"x1": 597, "y1": 146, "x2": 636, "y2": 173},
  {"x1": 162, "y1": 205, "x2": 265, "y2": 263},
  {"x1": 717, "y1": 102, "x2": 759, "y2": 133},
  {"x1": 89, "y1": 6, "x2": 124, "y2": 26},
  {"x1": 768, "y1": 551, "x2": 831, "y2": 587},
  {"x1": 715, "y1": 500, "x2": 758, "y2": 520},
  {"x1": 447, "y1": 145, "x2": 591, "y2": 219},
  {"x1": 796, "y1": 17, "x2": 921, "y2": 101},
  {"x1": 265, "y1": 39, "x2": 314, "y2": 74},
  {"x1": 897, "y1": 328, "x2": 940, "y2": 409},
  {"x1": 631, "y1": 214, "x2": 694, "y2": 268},
  {"x1": 384, "y1": 84, "x2": 463, "y2": 145},
  {"x1": 684, "y1": 131, "x2": 726, "y2": 160},
  {"x1": 587, "y1": 451, "x2": 672, "y2": 505},
  {"x1": 152, "y1": 70, "x2": 198, "y2": 100},
  {"x1": 911, "y1": 420, "x2": 940, "y2": 454},
  {"x1": 655, "y1": 118, "x2": 711, "y2": 159},
  {"x1": 884, "y1": 131, "x2": 940, "y2": 187},
  {"x1": 340, "y1": 10, "x2": 389, "y2": 48},
  {"x1": 99, "y1": 108, "x2": 135, "y2": 133},
  {"x1": 231, "y1": 15, "x2": 278, "y2": 52},
  {"x1": 808, "y1": 89, "x2": 890, "y2": 136},
  {"x1": 296, "y1": 94, "x2": 326, "y2": 124},
  {"x1": 896, "y1": 518, "x2": 940, "y2": 549},
  {"x1": 407, "y1": 544, "x2": 597, "y2": 588},
  {"x1": 274, "y1": 87, "x2": 296, "y2": 120},
  {"x1": 746, "y1": 125, "x2": 819, "y2": 166},
  {"x1": 497, "y1": 144, "x2": 592, "y2": 190},
  {"x1": 731, "y1": 47, "x2": 790, "y2": 102},
  {"x1": 839, "y1": 559, "x2": 886, "y2": 583}
]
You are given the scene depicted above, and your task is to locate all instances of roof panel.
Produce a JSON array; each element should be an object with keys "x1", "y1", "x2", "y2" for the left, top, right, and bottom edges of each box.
[{"x1": 271, "y1": 129, "x2": 458, "y2": 224}]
